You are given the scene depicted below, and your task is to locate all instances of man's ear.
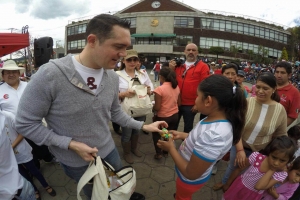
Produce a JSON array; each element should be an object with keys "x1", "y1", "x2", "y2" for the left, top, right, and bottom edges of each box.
[{"x1": 86, "y1": 34, "x2": 97, "y2": 47}]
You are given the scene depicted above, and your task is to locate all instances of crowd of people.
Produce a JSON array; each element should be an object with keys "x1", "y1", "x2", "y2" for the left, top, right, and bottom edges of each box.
[{"x1": 1, "y1": 14, "x2": 300, "y2": 200}]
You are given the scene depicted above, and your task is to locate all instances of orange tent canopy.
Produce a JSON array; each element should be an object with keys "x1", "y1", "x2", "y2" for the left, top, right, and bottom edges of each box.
[{"x1": 0, "y1": 33, "x2": 29, "y2": 57}]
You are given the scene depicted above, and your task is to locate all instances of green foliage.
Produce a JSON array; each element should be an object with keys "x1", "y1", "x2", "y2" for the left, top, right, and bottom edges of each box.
[
  {"x1": 198, "y1": 46, "x2": 203, "y2": 54},
  {"x1": 281, "y1": 47, "x2": 289, "y2": 61},
  {"x1": 230, "y1": 45, "x2": 241, "y2": 59},
  {"x1": 209, "y1": 46, "x2": 224, "y2": 60}
]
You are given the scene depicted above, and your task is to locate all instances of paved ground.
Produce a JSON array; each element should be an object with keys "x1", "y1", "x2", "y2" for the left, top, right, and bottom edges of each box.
[{"x1": 33, "y1": 71, "x2": 253, "y2": 200}]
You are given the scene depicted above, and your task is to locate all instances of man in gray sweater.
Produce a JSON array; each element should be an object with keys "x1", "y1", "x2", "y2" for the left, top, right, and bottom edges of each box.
[{"x1": 15, "y1": 14, "x2": 167, "y2": 199}]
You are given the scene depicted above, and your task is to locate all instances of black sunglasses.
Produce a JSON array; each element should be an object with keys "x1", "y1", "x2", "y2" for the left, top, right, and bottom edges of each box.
[{"x1": 126, "y1": 58, "x2": 138, "y2": 62}]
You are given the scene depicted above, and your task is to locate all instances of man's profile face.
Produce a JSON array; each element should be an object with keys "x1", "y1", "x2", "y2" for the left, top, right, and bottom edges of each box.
[
  {"x1": 92, "y1": 25, "x2": 131, "y2": 70},
  {"x1": 275, "y1": 67, "x2": 290, "y2": 86},
  {"x1": 184, "y1": 44, "x2": 198, "y2": 62},
  {"x1": 2, "y1": 70, "x2": 20, "y2": 86}
]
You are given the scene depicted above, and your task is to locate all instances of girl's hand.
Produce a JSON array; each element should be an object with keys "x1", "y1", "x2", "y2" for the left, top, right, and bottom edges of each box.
[
  {"x1": 235, "y1": 150, "x2": 247, "y2": 168},
  {"x1": 157, "y1": 137, "x2": 175, "y2": 152},
  {"x1": 125, "y1": 90, "x2": 136, "y2": 98},
  {"x1": 267, "y1": 186, "x2": 279, "y2": 199},
  {"x1": 170, "y1": 130, "x2": 188, "y2": 140},
  {"x1": 146, "y1": 86, "x2": 151, "y2": 95}
]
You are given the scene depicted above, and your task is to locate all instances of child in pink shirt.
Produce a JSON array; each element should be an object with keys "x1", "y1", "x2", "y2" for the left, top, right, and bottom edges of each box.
[{"x1": 152, "y1": 67, "x2": 180, "y2": 159}]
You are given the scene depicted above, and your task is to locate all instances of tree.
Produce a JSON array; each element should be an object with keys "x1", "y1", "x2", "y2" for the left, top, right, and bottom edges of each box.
[
  {"x1": 198, "y1": 46, "x2": 203, "y2": 54},
  {"x1": 281, "y1": 47, "x2": 289, "y2": 61},
  {"x1": 287, "y1": 26, "x2": 300, "y2": 61},
  {"x1": 230, "y1": 45, "x2": 241, "y2": 59},
  {"x1": 209, "y1": 46, "x2": 224, "y2": 61}
]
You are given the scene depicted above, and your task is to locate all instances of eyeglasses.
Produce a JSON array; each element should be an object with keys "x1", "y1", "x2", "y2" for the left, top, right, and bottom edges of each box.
[
  {"x1": 126, "y1": 58, "x2": 138, "y2": 62},
  {"x1": 3, "y1": 70, "x2": 19, "y2": 75}
]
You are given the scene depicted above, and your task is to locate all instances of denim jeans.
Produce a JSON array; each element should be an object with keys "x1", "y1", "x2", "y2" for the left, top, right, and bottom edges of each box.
[
  {"x1": 16, "y1": 177, "x2": 36, "y2": 200},
  {"x1": 176, "y1": 105, "x2": 197, "y2": 133},
  {"x1": 18, "y1": 159, "x2": 49, "y2": 192},
  {"x1": 221, "y1": 146, "x2": 252, "y2": 184},
  {"x1": 60, "y1": 147, "x2": 122, "y2": 200},
  {"x1": 154, "y1": 71, "x2": 159, "y2": 81},
  {"x1": 121, "y1": 116, "x2": 146, "y2": 142}
]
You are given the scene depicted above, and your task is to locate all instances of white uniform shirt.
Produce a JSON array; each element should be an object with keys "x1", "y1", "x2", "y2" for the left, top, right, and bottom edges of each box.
[
  {"x1": 0, "y1": 112, "x2": 23, "y2": 200},
  {"x1": 0, "y1": 81, "x2": 27, "y2": 115},
  {"x1": 2, "y1": 110, "x2": 32, "y2": 164}
]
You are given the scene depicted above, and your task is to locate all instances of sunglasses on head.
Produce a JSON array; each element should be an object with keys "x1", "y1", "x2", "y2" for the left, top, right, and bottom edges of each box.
[{"x1": 126, "y1": 57, "x2": 138, "y2": 62}]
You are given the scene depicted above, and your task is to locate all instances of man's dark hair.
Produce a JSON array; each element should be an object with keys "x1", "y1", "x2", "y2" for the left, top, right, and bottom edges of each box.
[
  {"x1": 275, "y1": 61, "x2": 292, "y2": 74},
  {"x1": 85, "y1": 14, "x2": 131, "y2": 44}
]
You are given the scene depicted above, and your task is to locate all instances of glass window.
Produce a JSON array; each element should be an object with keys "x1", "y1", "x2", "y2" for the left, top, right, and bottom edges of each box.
[
  {"x1": 249, "y1": 25, "x2": 255, "y2": 36},
  {"x1": 212, "y1": 19, "x2": 220, "y2": 30},
  {"x1": 259, "y1": 27, "x2": 264, "y2": 38},
  {"x1": 123, "y1": 17, "x2": 136, "y2": 28},
  {"x1": 219, "y1": 39, "x2": 225, "y2": 47},
  {"x1": 269, "y1": 30, "x2": 275, "y2": 40},
  {"x1": 265, "y1": 29, "x2": 270, "y2": 39},
  {"x1": 206, "y1": 38, "x2": 213, "y2": 48},
  {"x1": 232, "y1": 22, "x2": 238, "y2": 33},
  {"x1": 225, "y1": 21, "x2": 232, "y2": 32},
  {"x1": 255, "y1": 27, "x2": 260, "y2": 37},
  {"x1": 220, "y1": 20, "x2": 225, "y2": 31},
  {"x1": 238, "y1": 23, "x2": 243, "y2": 34},
  {"x1": 279, "y1": 33, "x2": 283, "y2": 42},
  {"x1": 212, "y1": 38, "x2": 218, "y2": 46},
  {"x1": 174, "y1": 17, "x2": 194, "y2": 28},
  {"x1": 274, "y1": 31, "x2": 279, "y2": 41},
  {"x1": 200, "y1": 37, "x2": 206, "y2": 48},
  {"x1": 283, "y1": 34, "x2": 287, "y2": 44},
  {"x1": 175, "y1": 35, "x2": 193, "y2": 46},
  {"x1": 244, "y1": 24, "x2": 249, "y2": 35}
]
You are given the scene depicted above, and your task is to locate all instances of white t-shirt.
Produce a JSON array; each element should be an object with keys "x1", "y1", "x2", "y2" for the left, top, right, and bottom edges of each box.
[
  {"x1": 118, "y1": 69, "x2": 153, "y2": 93},
  {"x1": 0, "y1": 81, "x2": 27, "y2": 115},
  {"x1": 1, "y1": 110, "x2": 32, "y2": 164},
  {"x1": 0, "y1": 112, "x2": 23, "y2": 200},
  {"x1": 72, "y1": 56, "x2": 104, "y2": 94},
  {"x1": 177, "y1": 119, "x2": 233, "y2": 184}
]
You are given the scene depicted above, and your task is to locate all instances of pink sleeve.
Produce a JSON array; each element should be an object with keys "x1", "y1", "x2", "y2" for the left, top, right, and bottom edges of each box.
[
  {"x1": 273, "y1": 171, "x2": 288, "y2": 182},
  {"x1": 248, "y1": 152, "x2": 259, "y2": 166},
  {"x1": 154, "y1": 86, "x2": 163, "y2": 96}
]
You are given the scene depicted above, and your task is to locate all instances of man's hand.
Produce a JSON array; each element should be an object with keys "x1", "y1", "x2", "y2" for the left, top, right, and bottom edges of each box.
[
  {"x1": 235, "y1": 150, "x2": 247, "y2": 168},
  {"x1": 68, "y1": 140, "x2": 98, "y2": 162},
  {"x1": 142, "y1": 121, "x2": 168, "y2": 133},
  {"x1": 169, "y1": 60, "x2": 176, "y2": 70},
  {"x1": 191, "y1": 105, "x2": 198, "y2": 113}
]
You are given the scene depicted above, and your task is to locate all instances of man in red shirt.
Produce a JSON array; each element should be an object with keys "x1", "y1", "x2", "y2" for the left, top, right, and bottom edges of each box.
[
  {"x1": 169, "y1": 43, "x2": 209, "y2": 133},
  {"x1": 275, "y1": 61, "x2": 300, "y2": 129}
]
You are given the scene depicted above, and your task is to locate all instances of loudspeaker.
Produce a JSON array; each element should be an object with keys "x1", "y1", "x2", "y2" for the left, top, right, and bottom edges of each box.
[{"x1": 34, "y1": 37, "x2": 53, "y2": 68}]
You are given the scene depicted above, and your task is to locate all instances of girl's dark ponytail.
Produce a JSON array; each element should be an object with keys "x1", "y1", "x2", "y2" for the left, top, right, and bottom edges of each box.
[{"x1": 199, "y1": 75, "x2": 247, "y2": 145}]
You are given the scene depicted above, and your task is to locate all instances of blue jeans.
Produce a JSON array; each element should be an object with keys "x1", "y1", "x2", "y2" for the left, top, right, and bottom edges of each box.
[
  {"x1": 221, "y1": 146, "x2": 252, "y2": 184},
  {"x1": 60, "y1": 147, "x2": 122, "y2": 200},
  {"x1": 17, "y1": 176, "x2": 36, "y2": 200},
  {"x1": 154, "y1": 71, "x2": 159, "y2": 81},
  {"x1": 121, "y1": 116, "x2": 146, "y2": 142},
  {"x1": 176, "y1": 105, "x2": 197, "y2": 133},
  {"x1": 18, "y1": 159, "x2": 49, "y2": 192}
]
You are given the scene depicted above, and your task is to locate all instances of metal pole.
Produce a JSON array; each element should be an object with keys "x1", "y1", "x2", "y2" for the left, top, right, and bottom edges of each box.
[{"x1": 8, "y1": 28, "x2": 18, "y2": 59}]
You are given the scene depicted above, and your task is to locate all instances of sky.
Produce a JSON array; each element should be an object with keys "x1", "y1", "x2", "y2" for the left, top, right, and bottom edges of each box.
[{"x1": 1, "y1": 0, "x2": 299, "y2": 59}]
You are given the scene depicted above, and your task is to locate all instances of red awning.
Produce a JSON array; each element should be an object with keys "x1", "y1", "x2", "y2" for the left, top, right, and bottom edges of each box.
[{"x1": 0, "y1": 33, "x2": 29, "y2": 57}]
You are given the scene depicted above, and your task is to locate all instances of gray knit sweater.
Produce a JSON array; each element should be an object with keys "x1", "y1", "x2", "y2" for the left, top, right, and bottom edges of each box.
[{"x1": 15, "y1": 55, "x2": 143, "y2": 167}]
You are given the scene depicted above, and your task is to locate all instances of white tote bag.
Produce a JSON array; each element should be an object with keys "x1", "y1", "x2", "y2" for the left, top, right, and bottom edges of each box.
[
  {"x1": 116, "y1": 71, "x2": 153, "y2": 117},
  {"x1": 77, "y1": 156, "x2": 136, "y2": 200}
]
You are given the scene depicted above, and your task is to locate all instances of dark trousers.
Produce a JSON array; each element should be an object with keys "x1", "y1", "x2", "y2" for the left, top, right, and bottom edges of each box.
[
  {"x1": 18, "y1": 159, "x2": 49, "y2": 191},
  {"x1": 152, "y1": 113, "x2": 178, "y2": 154},
  {"x1": 176, "y1": 105, "x2": 197, "y2": 133},
  {"x1": 25, "y1": 138, "x2": 53, "y2": 169},
  {"x1": 112, "y1": 122, "x2": 121, "y2": 132}
]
